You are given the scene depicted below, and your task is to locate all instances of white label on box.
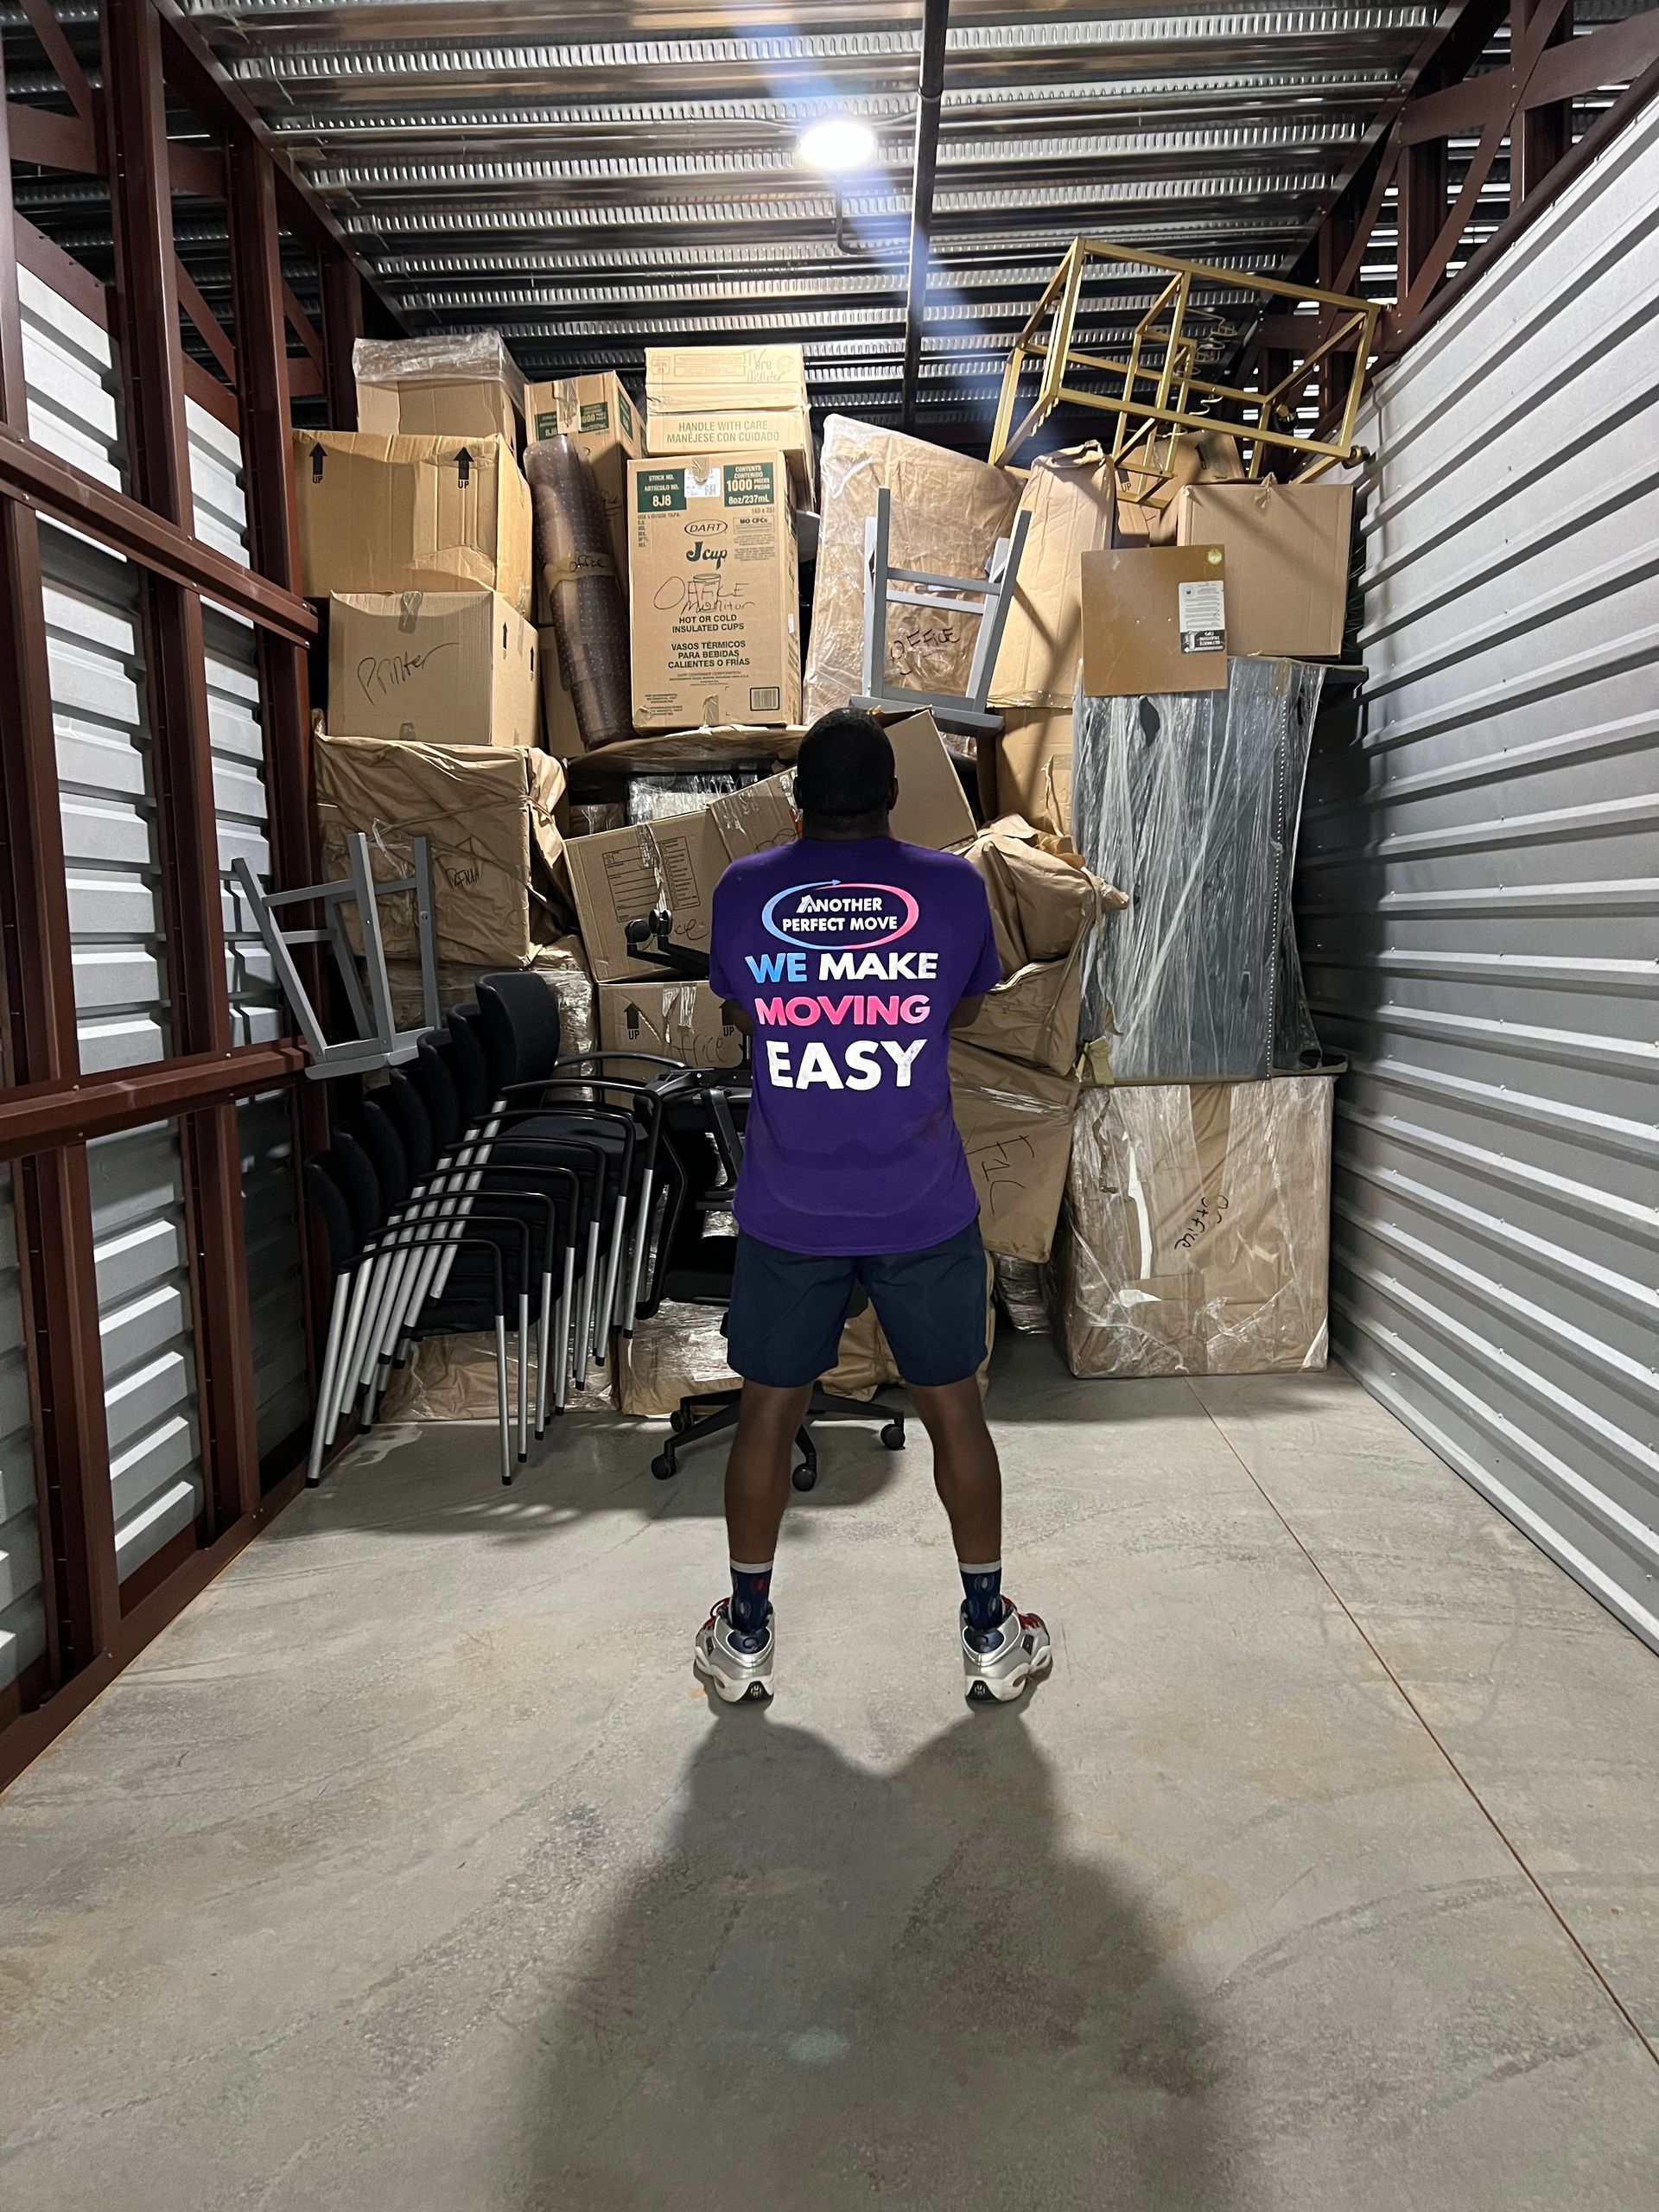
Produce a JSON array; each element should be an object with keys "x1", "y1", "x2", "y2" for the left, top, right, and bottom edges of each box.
[
  {"x1": 1178, "y1": 578, "x2": 1226, "y2": 653},
  {"x1": 684, "y1": 464, "x2": 721, "y2": 500}
]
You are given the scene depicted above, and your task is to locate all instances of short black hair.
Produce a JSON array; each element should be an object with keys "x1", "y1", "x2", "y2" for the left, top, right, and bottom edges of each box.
[{"x1": 794, "y1": 709, "x2": 895, "y2": 821}]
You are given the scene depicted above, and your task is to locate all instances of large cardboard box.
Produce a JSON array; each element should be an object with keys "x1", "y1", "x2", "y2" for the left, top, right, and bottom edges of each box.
[
  {"x1": 564, "y1": 772, "x2": 798, "y2": 982},
  {"x1": 1050, "y1": 1074, "x2": 1333, "y2": 1376},
  {"x1": 1081, "y1": 545, "x2": 1229, "y2": 696},
  {"x1": 991, "y1": 709, "x2": 1073, "y2": 835},
  {"x1": 990, "y1": 446, "x2": 1116, "y2": 708},
  {"x1": 645, "y1": 342, "x2": 807, "y2": 414},
  {"x1": 597, "y1": 980, "x2": 745, "y2": 1071},
  {"x1": 314, "y1": 734, "x2": 568, "y2": 968},
  {"x1": 524, "y1": 372, "x2": 644, "y2": 608},
  {"x1": 353, "y1": 333, "x2": 524, "y2": 446},
  {"x1": 646, "y1": 404, "x2": 815, "y2": 501},
  {"x1": 886, "y1": 709, "x2": 978, "y2": 849},
  {"x1": 955, "y1": 823, "x2": 1122, "y2": 1074},
  {"x1": 949, "y1": 1040, "x2": 1079, "y2": 1263},
  {"x1": 295, "y1": 433, "x2": 533, "y2": 616},
  {"x1": 806, "y1": 418, "x2": 1018, "y2": 723},
  {"x1": 327, "y1": 590, "x2": 538, "y2": 748},
  {"x1": 628, "y1": 452, "x2": 801, "y2": 732},
  {"x1": 1176, "y1": 480, "x2": 1354, "y2": 658}
]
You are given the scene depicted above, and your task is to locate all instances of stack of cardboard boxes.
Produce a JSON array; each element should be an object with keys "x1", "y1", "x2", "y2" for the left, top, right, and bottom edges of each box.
[{"x1": 296, "y1": 327, "x2": 1349, "y2": 1400}]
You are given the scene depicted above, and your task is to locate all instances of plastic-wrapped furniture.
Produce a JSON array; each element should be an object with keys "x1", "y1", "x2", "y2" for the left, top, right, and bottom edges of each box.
[{"x1": 1071, "y1": 655, "x2": 1324, "y2": 1081}]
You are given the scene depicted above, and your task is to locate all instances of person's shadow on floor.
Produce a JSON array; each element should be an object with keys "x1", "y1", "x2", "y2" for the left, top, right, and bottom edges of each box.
[{"x1": 505, "y1": 1707, "x2": 1228, "y2": 2210}]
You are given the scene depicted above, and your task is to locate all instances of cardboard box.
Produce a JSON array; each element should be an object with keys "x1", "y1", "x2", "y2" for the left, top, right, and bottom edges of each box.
[
  {"x1": 1115, "y1": 429, "x2": 1244, "y2": 545},
  {"x1": 314, "y1": 734, "x2": 568, "y2": 968},
  {"x1": 563, "y1": 772, "x2": 798, "y2": 982},
  {"x1": 885, "y1": 709, "x2": 978, "y2": 849},
  {"x1": 704, "y1": 772, "x2": 800, "y2": 861},
  {"x1": 805, "y1": 418, "x2": 1019, "y2": 723},
  {"x1": 645, "y1": 342, "x2": 807, "y2": 413},
  {"x1": 353, "y1": 333, "x2": 524, "y2": 446},
  {"x1": 537, "y1": 625, "x2": 584, "y2": 758},
  {"x1": 646, "y1": 404, "x2": 815, "y2": 500},
  {"x1": 1176, "y1": 481, "x2": 1354, "y2": 658},
  {"x1": 990, "y1": 446, "x2": 1116, "y2": 708},
  {"x1": 564, "y1": 810, "x2": 728, "y2": 982},
  {"x1": 991, "y1": 708, "x2": 1073, "y2": 835},
  {"x1": 1050, "y1": 1073, "x2": 1333, "y2": 1376},
  {"x1": 1081, "y1": 545, "x2": 1229, "y2": 696},
  {"x1": 327, "y1": 590, "x2": 538, "y2": 748},
  {"x1": 597, "y1": 980, "x2": 744, "y2": 1071},
  {"x1": 949, "y1": 1040, "x2": 1079, "y2": 1262},
  {"x1": 524, "y1": 372, "x2": 643, "y2": 608},
  {"x1": 628, "y1": 452, "x2": 801, "y2": 732},
  {"x1": 955, "y1": 822, "x2": 1123, "y2": 1074},
  {"x1": 294, "y1": 433, "x2": 533, "y2": 616}
]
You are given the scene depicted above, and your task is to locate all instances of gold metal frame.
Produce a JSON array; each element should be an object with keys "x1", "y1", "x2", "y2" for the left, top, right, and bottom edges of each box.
[{"x1": 988, "y1": 238, "x2": 1382, "y2": 480}]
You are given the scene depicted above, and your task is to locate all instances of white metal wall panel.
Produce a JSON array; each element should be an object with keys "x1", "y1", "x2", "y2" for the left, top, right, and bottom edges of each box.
[
  {"x1": 1299, "y1": 107, "x2": 1659, "y2": 1651},
  {"x1": 88, "y1": 1121, "x2": 205, "y2": 1578},
  {"x1": 0, "y1": 1173, "x2": 42, "y2": 1692},
  {"x1": 22, "y1": 266, "x2": 309, "y2": 1556}
]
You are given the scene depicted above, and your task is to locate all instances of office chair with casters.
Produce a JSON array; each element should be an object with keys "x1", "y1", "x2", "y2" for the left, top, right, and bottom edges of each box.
[{"x1": 640, "y1": 1074, "x2": 906, "y2": 1492}]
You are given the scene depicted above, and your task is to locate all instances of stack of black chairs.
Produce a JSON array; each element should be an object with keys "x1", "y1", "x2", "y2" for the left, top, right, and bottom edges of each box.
[{"x1": 302, "y1": 973, "x2": 693, "y2": 1488}]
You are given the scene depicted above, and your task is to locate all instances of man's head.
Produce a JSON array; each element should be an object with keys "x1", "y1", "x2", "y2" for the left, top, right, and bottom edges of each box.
[{"x1": 793, "y1": 709, "x2": 898, "y2": 839}]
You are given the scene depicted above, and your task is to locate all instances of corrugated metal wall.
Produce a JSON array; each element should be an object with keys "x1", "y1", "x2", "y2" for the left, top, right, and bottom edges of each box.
[
  {"x1": 1300, "y1": 106, "x2": 1659, "y2": 1651},
  {"x1": 14, "y1": 268, "x2": 310, "y2": 1593}
]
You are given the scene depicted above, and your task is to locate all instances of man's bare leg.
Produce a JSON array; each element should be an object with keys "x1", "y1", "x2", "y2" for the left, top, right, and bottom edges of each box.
[
  {"x1": 907, "y1": 1376, "x2": 1001, "y2": 1563},
  {"x1": 724, "y1": 1377, "x2": 814, "y2": 1563},
  {"x1": 694, "y1": 1379, "x2": 813, "y2": 1703},
  {"x1": 910, "y1": 1376, "x2": 1051, "y2": 1699}
]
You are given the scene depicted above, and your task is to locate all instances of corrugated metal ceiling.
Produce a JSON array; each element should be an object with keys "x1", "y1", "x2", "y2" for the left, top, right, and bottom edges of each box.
[{"x1": 4, "y1": 0, "x2": 1652, "y2": 435}]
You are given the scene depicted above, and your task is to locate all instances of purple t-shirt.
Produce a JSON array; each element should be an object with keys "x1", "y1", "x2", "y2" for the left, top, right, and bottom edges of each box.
[{"x1": 709, "y1": 834, "x2": 1002, "y2": 1256}]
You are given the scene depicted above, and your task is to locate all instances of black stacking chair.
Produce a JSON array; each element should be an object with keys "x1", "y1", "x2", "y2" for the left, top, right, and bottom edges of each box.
[
  {"x1": 305, "y1": 1131, "x2": 550, "y2": 1488},
  {"x1": 640, "y1": 1073, "x2": 906, "y2": 1491}
]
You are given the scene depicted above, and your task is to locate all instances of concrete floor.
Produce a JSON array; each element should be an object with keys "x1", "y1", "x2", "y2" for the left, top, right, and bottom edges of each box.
[{"x1": 2, "y1": 1339, "x2": 1656, "y2": 2211}]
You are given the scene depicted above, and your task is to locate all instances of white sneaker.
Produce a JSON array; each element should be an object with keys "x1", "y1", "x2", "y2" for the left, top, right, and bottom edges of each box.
[
  {"x1": 962, "y1": 1600, "x2": 1052, "y2": 1703},
  {"x1": 693, "y1": 1598, "x2": 775, "y2": 1704}
]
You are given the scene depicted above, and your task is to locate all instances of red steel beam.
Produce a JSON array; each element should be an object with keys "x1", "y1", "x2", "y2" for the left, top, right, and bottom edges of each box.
[
  {"x1": 102, "y1": 0, "x2": 263, "y2": 1540},
  {"x1": 0, "y1": 426, "x2": 314, "y2": 639},
  {"x1": 0, "y1": 1043, "x2": 308, "y2": 1159},
  {"x1": 0, "y1": 67, "x2": 120, "y2": 1682}
]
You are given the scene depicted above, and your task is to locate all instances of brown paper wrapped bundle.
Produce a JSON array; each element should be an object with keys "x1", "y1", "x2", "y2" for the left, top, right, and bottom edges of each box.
[{"x1": 525, "y1": 436, "x2": 632, "y2": 747}]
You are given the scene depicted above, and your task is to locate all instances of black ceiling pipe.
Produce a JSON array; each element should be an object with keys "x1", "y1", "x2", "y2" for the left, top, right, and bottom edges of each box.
[{"x1": 899, "y1": 0, "x2": 950, "y2": 435}]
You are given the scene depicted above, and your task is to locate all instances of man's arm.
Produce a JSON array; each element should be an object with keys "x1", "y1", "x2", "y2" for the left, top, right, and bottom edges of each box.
[
  {"x1": 950, "y1": 995, "x2": 986, "y2": 1033},
  {"x1": 722, "y1": 1000, "x2": 753, "y2": 1037}
]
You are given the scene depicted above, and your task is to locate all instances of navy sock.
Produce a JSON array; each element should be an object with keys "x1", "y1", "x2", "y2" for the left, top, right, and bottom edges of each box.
[
  {"x1": 959, "y1": 1560, "x2": 1004, "y2": 1635},
  {"x1": 729, "y1": 1559, "x2": 774, "y2": 1643}
]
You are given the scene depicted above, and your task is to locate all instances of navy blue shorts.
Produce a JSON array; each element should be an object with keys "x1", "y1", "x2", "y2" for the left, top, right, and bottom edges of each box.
[{"x1": 726, "y1": 1217, "x2": 988, "y2": 1389}]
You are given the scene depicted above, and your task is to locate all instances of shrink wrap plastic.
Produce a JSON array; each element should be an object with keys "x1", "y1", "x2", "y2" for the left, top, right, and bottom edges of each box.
[
  {"x1": 1049, "y1": 1074, "x2": 1333, "y2": 1377},
  {"x1": 626, "y1": 774, "x2": 745, "y2": 825},
  {"x1": 353, "y1": 330, "x2": 523, "y2": 394},
  {"x1": 525, "y1": 437, "x2": 632, "y2": 747},
  {"x1": 993, "y1": 1256, "x2": 1051, "y2": 1335},
  {"x1": 384, "y1": 935, "x2": 596, "y2": 1056},
  {"x1": 1071, "y1": 656, "x2": 1324, "y2": 1080}
]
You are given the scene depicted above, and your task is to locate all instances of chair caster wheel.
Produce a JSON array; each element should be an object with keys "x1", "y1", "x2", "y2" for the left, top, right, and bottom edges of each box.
[
  {"x1": 880, "y1": 1422, "x2": 906, "y2": 1450},
  {"x1": 652, "y1": 1452, "x2": 677, "y2": 1481},
  {"x1": 669, "y1": 1408, "x2": 687, "y2": 1434},
  {"x1": 791, "y1": 1462, "x2": 817, "y2": 1492}
]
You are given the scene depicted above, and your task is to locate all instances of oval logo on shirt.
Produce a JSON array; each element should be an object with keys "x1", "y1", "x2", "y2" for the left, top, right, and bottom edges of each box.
[{"x1": 760, "y1": 880, "x2": 919, "y2": 950}]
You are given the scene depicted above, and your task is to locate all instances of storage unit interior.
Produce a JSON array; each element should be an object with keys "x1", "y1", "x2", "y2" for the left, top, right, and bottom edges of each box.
[{"x1": 0, "y1": 4, "x2": 1655, "y2": 2206}]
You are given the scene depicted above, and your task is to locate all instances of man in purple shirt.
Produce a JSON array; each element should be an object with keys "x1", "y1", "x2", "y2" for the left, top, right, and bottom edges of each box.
[{"x1": 694, "y1": 709, "x2": 1052, "y2": 1707}]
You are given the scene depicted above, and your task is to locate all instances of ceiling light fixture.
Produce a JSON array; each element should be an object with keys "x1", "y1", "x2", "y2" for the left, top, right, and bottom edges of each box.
[{"x1": 797, "y1": 117, "x2": 879, "y2": 173}]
